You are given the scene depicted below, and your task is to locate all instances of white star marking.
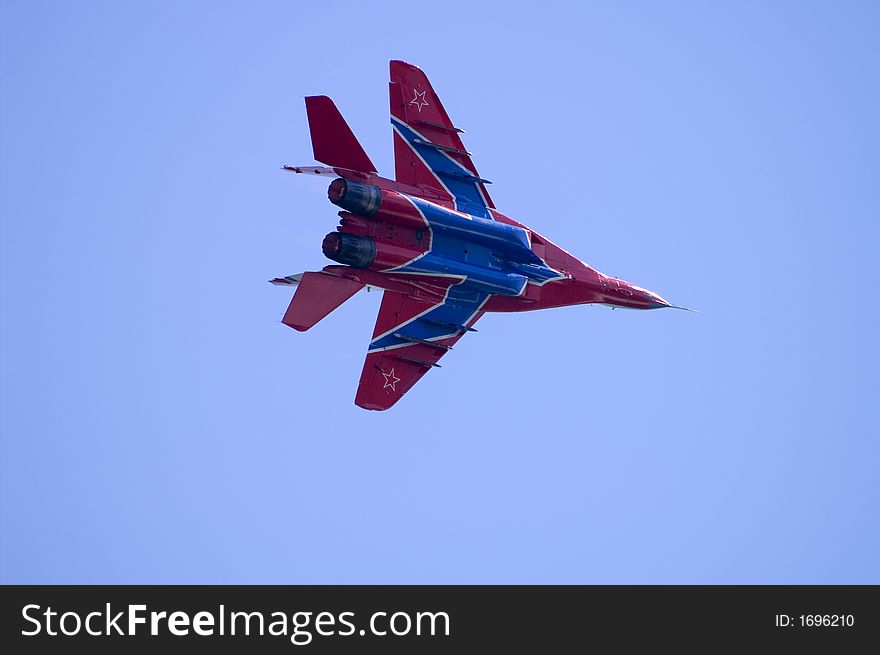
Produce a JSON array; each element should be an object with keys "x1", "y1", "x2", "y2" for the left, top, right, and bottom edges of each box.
[
  {"x1": 408, "y1": 88, "x2": 429, "y2": 112},
  {"x1": 382, "y1": 368, "x2": 401, "y2": 391}
]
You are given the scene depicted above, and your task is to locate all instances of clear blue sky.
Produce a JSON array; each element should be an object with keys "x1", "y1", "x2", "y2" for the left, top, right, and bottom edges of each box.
[{"x1": 1, "y1": 1, "x2": 878, "y2": 583}]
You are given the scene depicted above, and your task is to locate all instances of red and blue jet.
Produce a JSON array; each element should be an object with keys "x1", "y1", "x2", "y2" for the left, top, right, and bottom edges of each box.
[{"x1": 276, "y1": 60, "x2": 687, "y2": 410}]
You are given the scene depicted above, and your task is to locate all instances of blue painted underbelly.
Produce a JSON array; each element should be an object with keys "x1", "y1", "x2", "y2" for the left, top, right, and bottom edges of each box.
[
  {"x1": 410, "y1": 197, "x2": 543, "y2": 265},
  {"x1": 397, "y1": 252, "x2": 527, "y2": 296},
  {"x1": 382, "y1": 195, "x2": 564, "y2": 299}
]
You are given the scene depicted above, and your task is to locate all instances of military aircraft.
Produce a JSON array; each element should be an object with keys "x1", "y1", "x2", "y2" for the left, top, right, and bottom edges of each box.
[{"x1": 276, "y1": 60, "x2": 687, "y2": 411}]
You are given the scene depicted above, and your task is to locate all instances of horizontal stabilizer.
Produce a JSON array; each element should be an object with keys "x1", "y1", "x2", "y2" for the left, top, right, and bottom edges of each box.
[
  {"x1": 282, "y1": 271, "x2": 364, "y2": 332},
  {"x1": 305, "y1": 96, "x2": 377, "y2": 174},
  {"x1": 281, "y1": 165, "x2": 338, "y2": 176},
  {"x1": 270, "y1": 273, "x2": 303, "y2": 286}
]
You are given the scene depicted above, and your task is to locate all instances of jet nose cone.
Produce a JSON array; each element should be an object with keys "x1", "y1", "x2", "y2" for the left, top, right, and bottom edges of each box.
[
  {"x1": 627, "y1": 282, "x2": 689, "y2": 310},
  {"x1": 650, "y1": 293, "x2": 695, "y2": 312},
  {"x1": 637, "y1": 288, "x2": 671, "y2": 309}
]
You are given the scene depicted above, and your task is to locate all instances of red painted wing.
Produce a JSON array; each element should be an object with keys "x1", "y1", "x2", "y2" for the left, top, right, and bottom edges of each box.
[
  {"x1": 354, "y1": 287, "x2": 485, "y2": 411},
  {"x1": 389, "y1": 60, "x2": 494, "y2": 209}
]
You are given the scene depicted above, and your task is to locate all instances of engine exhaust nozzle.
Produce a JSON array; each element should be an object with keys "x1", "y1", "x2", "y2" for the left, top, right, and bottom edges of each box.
[{"x1": 327, "y1": 178, "x2": 382, "y2": 218}]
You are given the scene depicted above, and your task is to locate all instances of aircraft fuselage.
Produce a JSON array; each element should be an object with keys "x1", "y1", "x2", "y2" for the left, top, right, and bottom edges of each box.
[
  {"x1": 278, "y1": 60, "x2": 685, "y2": 410},
  {"x1": 321, "y1": 176, "x2": 672, "y2": 315}
]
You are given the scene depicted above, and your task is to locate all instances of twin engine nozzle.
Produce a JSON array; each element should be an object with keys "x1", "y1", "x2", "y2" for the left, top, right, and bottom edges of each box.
[
  {"x1": 321, "y1": 231, "x2": 377, "y2": 269},
  {"x1": 327, "y1": 178, "x2": 382, "y2": 217},
  {"x1": 322, "y1": 177, "x2": 544, "y2": 279},
  {"x1": 323, "y1": 178, "x2": 389, "y2": 269}
]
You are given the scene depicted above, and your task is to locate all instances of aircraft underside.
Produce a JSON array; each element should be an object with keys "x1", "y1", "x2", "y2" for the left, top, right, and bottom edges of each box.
[{"x1": 276, "y1": 61, "x2": 680, "y2": 410}]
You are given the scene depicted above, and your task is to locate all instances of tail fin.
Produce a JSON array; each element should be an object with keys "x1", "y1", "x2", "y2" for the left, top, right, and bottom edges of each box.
[
  {"x1": 305, "y1": 96, "x2": 377, "y2": 174},
  {"x1": 281, "y1": 271, "x2": 364, "y2": 332}
]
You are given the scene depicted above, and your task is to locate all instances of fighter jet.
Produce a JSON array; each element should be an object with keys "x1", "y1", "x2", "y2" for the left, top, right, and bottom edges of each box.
[{"x1": 276, "y1": 60, "x2": 686, "y2": 410}]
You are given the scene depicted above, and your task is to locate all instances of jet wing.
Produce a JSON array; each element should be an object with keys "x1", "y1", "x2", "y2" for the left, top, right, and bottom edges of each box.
[
  {"x1": 389, "y1": 60, "x2": 495, "y2": 219},
  {"x1": 355, "y1": 282, "x2": 489, "y2": 411}
]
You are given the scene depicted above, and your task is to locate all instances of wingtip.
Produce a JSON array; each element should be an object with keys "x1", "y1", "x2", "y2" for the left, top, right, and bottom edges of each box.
[{"x1": 354, "y1": 401, "x2": 388, "y2": 412}]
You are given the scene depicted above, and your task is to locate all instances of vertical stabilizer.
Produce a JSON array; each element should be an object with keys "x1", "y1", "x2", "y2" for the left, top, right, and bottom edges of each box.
[{"x1": 305, "y1": 96, "x2": 377, "y2": 174}]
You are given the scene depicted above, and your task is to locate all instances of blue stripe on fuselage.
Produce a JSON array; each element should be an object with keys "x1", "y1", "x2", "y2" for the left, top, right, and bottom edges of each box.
[
  {"x1": 392, "y1": 117, "x2": 491, "y2": 219},
  {"x1": 384, "y1": 196, "x2": 564, "y2": 292},
  {"x1": 408, "y1": 196, "x2": 540, "y2": 264},
  {"x1": 502, "y1": 261, "x2": 569, "y2": 284}
]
